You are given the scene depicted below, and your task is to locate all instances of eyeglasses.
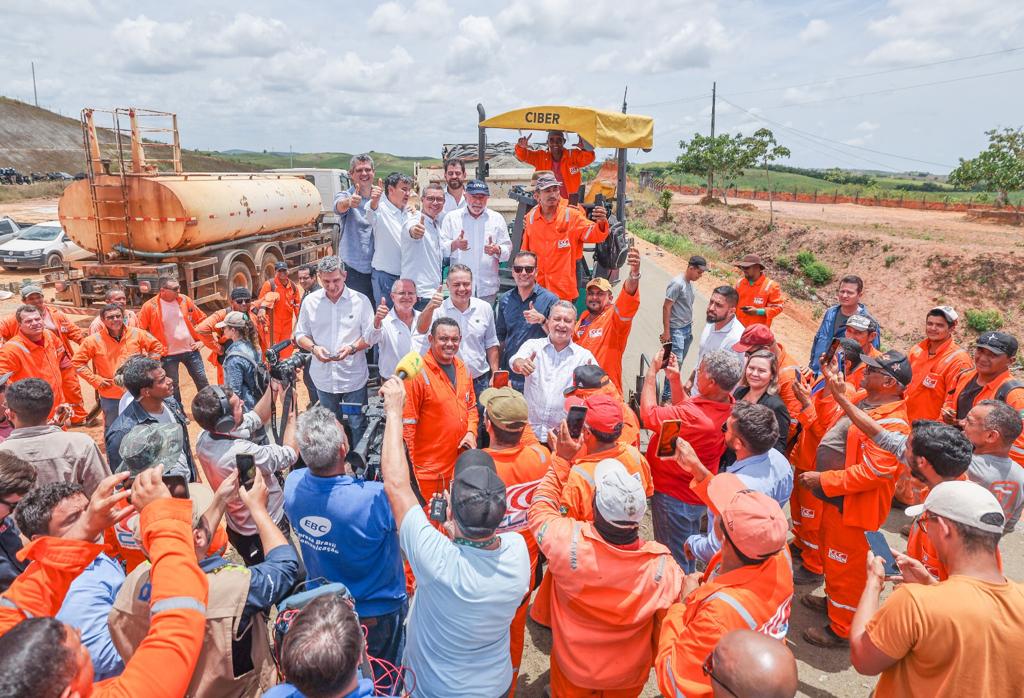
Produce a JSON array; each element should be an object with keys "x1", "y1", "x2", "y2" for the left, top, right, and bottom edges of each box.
[
  {"x1": 918, "y1": 511, "x2": 933, "y2": 532},
  {"x1": 513, "y1": 265, "x2": 536, "y2": 274},
  {"x1": 422, "y1": 196, "x2": 445, "y2": 203},
  {"x1": 702, "y1": 651, "x2": 736, "y2": 696}
]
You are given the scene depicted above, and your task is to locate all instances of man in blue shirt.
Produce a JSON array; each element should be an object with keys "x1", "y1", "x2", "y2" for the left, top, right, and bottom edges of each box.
[
  {"x1": 809, "y1": 274, "x2": 881, "y2": 374},
  {"x1": 333, "y1": 153, "x2": 377, "y2": 301},
  {"x1": 285, "y1": 405, "x2": 407, "y2": 689},
  {"x1": 496, "y1": 250, "x2": 559, "y2": 392},
  {"x1": 680, "y1": 401, "x2": 794, "y2": 565}
]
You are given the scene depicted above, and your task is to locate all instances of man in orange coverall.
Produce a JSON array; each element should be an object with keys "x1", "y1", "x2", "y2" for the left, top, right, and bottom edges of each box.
[
  {"x1": 733, "y1": 254, "x2": 785, "y2": 328},
  {"x1": 196, "y1": 287, "x2": 270, "y2": 382},
  {"x1": 573, "y1": 246, "x2": 641, "y2": 392},
  {"x1": 0, "y1": 468, "x2": 208, "y2": 698},
  {"x1": 656, "y1": 462, "x2": 793, "y2": 698},
  {"x1": 0, "y1": 305, "x2": 69, "y2": 420},
  {"x1": 515, "y1": 130, "x2": 595, "y2": 204},
  {"x1": 257, "y1": 261, "x2": 302, "y2": 358},
  {"x1": 564, "y1": 364, "x2": 640, "y2": 450},
  {"x1": 529, "y1": 420, "x2": 683, "y2": 697},
  {"x1": 798, "y1": 350, "x2": 911, "y2": 648}
]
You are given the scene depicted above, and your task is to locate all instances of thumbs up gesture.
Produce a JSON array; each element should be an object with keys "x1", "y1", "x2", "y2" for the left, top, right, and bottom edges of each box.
[
  {"x1": 373, "y1": 296, "x2": 389, "y2": 329},
  {"x1": 348, "y1": 191, "x2": 362, "y2": 208},
  {"x1": 370, "y1": 178, "x2": 384, "y2": 208},
  {"x1": 516, "y1": 350, "x2": 538, "y2": 377},
  {"x1": 483, "y1": 235, "x2": 500, "y2": 257},
  {"x1": 428, "y1": 284, "x2": 445, "y2": 309},
  {"x1": 523, "y1": 301, "x2": 545, "y2": 325},
  {"x1": 409, "y1": 214, "x2": 426, "y2": 240},
  {"x1": 452, "y1": 229, "x2": 469, "y2": 251}
]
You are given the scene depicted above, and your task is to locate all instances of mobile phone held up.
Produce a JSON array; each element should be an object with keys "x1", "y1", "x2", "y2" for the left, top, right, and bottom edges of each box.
[
  {"x1": 864, "y1": 530, "x2": 900, "y2": 577},
  {"x1": 657, "y1": 419, "x2": 682, "y2": 458},
  {"x1": 566, "y1": 405, "x2": 588, "y2": 440},
  {"x1": 492, "y1": 370, "x2": 509, "y2": 388},
  {"x1": 236, "y1": 453, "x2": 257, "y2": 491},
  {"x1": 662, "y1": 342, "x2": 674, "y2": 364}
]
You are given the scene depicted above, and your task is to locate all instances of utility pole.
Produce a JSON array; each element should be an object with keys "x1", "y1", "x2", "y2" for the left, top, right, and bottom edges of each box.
[
  {"x1": 31, "y1": 62, "x2": 38, "y2": 107},
  {"x1": 707, "y1": 81, "x2": 716, "y2": 196},
  {"x1": 289, "y1": 145, "x2": 293, "y2": 168}
]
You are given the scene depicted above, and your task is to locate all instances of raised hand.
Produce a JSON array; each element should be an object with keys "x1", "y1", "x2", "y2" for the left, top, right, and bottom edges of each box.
[
  {"x1": 374, "y1": 296, "x2": 389, "y2": 328},
  {"x1": 428, "y1": 284, "x2": 444, "y2": 309},
  {"x1": 349, "y1": 192, "x2": 362, "y2": 208},
  {"x1": 370, "y1": 178, "x2": 384, "y2": 207},
  {"x1": 591, "y1": 205, "x2": 607, "y2": 223},
  {"x1": 516, "y1": 351, "x2": 538, "y2": 376},
  {"x1": 483, "y1": 236, "x2": 500, "y2": 257},
  {"x1": 409, "y1": 214, "x2": 426, "y2": 240},
  {"x1": 523, "y1": 301, "x2": 545, "y2": 325},
  {"x1": 517, "y1": 133, "x2": 531, "y2": 149},
  {"x1": 452, "y1": 229, "x2": 469, "y2": 251}
]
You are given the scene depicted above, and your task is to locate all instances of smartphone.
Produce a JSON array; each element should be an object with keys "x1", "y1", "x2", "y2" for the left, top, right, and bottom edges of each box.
[
  {"x1": 492, "y1": 370, "x2": 509, "y2": 388},
  {"x1": 428, "y1": 493, "x2": 448, "y2": 523},
  {"x1": 236, "y1": 453, "x2": 257, "y2": 491},
  {"x1": 864, "y1": 530, "x2": 900, "y2": 576},
  {"x1": 662, "y1": 342, "x2": 674, "y2": 363},
  {"x1": 835, "y1": 349, "x2": 846, "y2": 379},
  {"x1": 823, "y1": 338, "x2": 842, "y2": 366},
  {"x1": 566, "y1": 405, "x2": 588, "y2": 439},
  {"x1": 657, "y1": 419, "x2": 683, "y2": 458}
]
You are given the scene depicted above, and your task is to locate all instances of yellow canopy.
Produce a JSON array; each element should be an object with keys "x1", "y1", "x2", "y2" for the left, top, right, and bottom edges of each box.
[{"x1": 479, "y1": 105, "x2": 654, "y2": 149}]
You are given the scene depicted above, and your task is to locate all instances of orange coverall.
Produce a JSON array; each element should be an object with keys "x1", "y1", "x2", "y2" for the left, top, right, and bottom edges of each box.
[
  {"x1": 529, "y1": 458, "x2": 683, "y2": 697},
  {"x1": 945, "y1": 368, "x2": 1024, "y2": 468},
  {"x1": 0, "y1": 329, "x2": 68, "y2": 418},
  {"x1": 486, "y1": 441, "x2": 550, "y2": 698},
  {"x1": 735, "y1": 274, "x2": 785, "y2": 327},
  {"x1": 136, "y1": 294, "x2": 208, "y2": 356},
  {"x1": 560, "y1": 444, "x2": 653, "y2": 522},
  {"x1": 195, "y1": 308, "x2": 270, "y2": 382},
  {"x1": 258, "y1": 277, "x2": 301, "y2": 358},
  {"x1": 573, "y1": 287, "x2": 640, "y2": 392},
  {"x1": 514, "y1": 143, "x2": 596, "y2": 199},
  {"x1": 819, "y1": 399, "x2": 910, "y2": 638},
  {"x1": 0, "y1": 499, "x2": 208, "y2": 698},
  {"x1": 774, "y1": 341, "x2": 808, "y2": 447},
  {"x1": 521, "y1": 201, "x2": 609, "y2": 301},
  {"x1": 72, "y1": 327, "x2": 164, "y2": 400}
]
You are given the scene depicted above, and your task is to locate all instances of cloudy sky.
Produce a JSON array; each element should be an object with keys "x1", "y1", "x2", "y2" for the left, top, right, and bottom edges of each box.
[{"x1": 4, "y1": 0, "x2": 1023, "y2": 173}]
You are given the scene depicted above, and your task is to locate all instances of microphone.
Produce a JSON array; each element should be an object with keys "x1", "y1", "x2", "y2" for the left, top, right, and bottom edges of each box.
[{"x1": 394, "y1": 352, "x2": 424, "y2": 380}]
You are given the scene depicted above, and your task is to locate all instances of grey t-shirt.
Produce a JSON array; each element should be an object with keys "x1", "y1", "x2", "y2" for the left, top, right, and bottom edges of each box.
[{"x1": 665, "y1": 275, "x2": 695, "y2": 329}]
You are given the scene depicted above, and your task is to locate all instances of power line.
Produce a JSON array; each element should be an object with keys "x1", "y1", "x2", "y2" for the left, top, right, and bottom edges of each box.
[{"x1": 634, "y1": 93, "x2": 712, "y2": 109}]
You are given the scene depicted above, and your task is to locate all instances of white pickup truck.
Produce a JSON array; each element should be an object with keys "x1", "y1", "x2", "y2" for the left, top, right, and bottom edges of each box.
[{"x1": 0, "y1": 217, "x2": 22, "y2": 246}]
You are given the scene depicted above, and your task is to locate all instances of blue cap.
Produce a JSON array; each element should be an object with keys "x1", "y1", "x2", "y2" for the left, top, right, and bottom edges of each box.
[{"x1": 465, "y1": 179, "x2": 490, "y2": 195}]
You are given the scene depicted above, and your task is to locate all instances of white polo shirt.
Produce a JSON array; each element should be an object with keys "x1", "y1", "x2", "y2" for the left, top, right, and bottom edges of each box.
[
  {"x1": 365, "y1": 308, "x2": 426, "y2": 378},
  {"x1": 440, "y1": 207, "x2": 511, "y2": 299},
  {"x1": 510, "y1": 337, "x2": 596, "y2": 442},
  {"x1": 435, "y1": 297, "x2": 498, "y2": 379},
  {"x1": 368, "y1": 197, "x2": 410, "y2": 275},
  {"x1": 294, "y1": 286, "x2": 374, "y2": 394},
  {"x1": 692, "y1": 315, "x2": 745, "y2": 397},
  {"x1": 400, "y1": 212, "x2": 444, "y2": 298}
]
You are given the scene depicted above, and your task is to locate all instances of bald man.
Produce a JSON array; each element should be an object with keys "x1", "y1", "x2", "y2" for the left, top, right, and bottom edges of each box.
[{"x1": 709, "y1": 630, "x2": 798, "y2": 698}]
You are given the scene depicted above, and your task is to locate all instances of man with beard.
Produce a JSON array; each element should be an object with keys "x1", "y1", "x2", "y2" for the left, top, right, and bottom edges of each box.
[
  {"x1": 688, "y1": 285, "x2": 744, "y2": 397},
  {"x1": 440, "y1": 180, "x2": 511, "y2": 304},
  {"x1": 441, "y1": 159, "x2": 467, "y2": 221},
  {"x1": 333, "y1": 153, "x2": 377, "y2": 300}
]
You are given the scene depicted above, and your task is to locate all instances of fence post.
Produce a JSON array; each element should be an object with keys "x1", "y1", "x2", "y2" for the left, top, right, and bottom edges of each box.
[{"x1": 854, "y1": 190, "x2": 859, "y2": 204}]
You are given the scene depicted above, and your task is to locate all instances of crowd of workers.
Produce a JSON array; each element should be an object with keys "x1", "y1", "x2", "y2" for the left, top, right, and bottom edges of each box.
[{"x1": 0, "y1": 136, "x2": 1020, "y2": 698}]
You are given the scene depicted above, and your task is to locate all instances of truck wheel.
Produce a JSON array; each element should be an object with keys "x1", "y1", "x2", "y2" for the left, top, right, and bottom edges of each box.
[
  {"x1": 227, "y1": 258, "x2": 254, "y2": 294},
  {"x1": 259, "y1": 251, "x2": 282, "y2": 283},
  {"x1": 45, "y1": 253, "x2": 62, "y2": 268}
]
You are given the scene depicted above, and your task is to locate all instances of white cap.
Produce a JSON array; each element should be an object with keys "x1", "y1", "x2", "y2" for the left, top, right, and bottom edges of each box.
[
  {"x1": 846, "y1": 314, "x2": 872, "y2": 331},
  {"x1": 594, "y1": 458, "x2": 646, "y2": 526},
  {"x1": 929, "y1": 305, "x2": 959, "y2": 324},
  {"x1": 905, "y1": 480, "x2": 1006, "y2": 534}
]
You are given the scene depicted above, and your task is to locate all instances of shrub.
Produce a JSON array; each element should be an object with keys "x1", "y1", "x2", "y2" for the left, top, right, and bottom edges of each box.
[
  {"x1": 802, "y1": 260, "x2": 834, "y2": 286},
  {"x1": 964, "y1": 309, "x2": 1004, "y2": 333},
  {"x1": 776, "y1": 256, "x2": 794, "y2": 272},
  {"x1": 884, "y1": 255, "x2": 898, "y2": 268},
  {"x1": 795, "y1": 250, "x2": 816, "y2": 268},
  {"x1": 658, "y1": 190, "x2": 673, "y2": 221}
]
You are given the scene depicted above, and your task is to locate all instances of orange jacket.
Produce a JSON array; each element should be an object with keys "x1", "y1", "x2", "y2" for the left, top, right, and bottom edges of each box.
[
  {"x1": 195, "y1": 308, "x2": 270, "y2": 356},
  {"x1": 735, "y1": 274, "x2": 784, "y2": 327},
  {"x1": 90, "y1": 309, "x2": 138, "y2": 335},
  {"x1": 72, "y1": 327, "x2": 164, "y2": 399},
  {"x1": 820, "y1": 399, "x2": 910, "y2": 530},
  {"x1": 521, "y1": 201, "x2": 609, "y2": 301},
  {"x1": 905, "y1": 337, "x2": 971, "y2": 423},
  {"x1": 790, "y1": 381, "x2": 865, "y2": 472},
  {"x1": 569, "y1": 383, "x2": 641, "y2": 453},
  {"x1": 774, "y1": 342, "x2": 808, "y2": 443},
  {"x1": 136, "y1": 294, "x2": 207, "y2": 356},
  {"x1": 529, "y1": 459, "x2": 683, "y2": 690},
  {"x1": 573, "y1": 287, "x2": 639, "y2": 392},
  {"x1": 656, "y1": 548, "x2": 793, "y2": 698},
  {"x1": 559, "y1": 443, "x2": 653, "y2": 521},
  {"x1": 945, "y1": 368, "x2": 1024, "y2": 467},
  {"x1": 0, "y1": 330, "x2": 67, "y2": 409},
  {"x1": 258, "y1": 277, "x2": 301, "y2": 356},
  {"x1": 402, "y1": 350, "x2": 478, "y2": 481},
  {"x1": 0, "y1": 304, "x2": 85, "y2": 355},
  {"x1": 514, "y1": 144, "x2": 596, "y2": 198},
  {"x1": 846, "y1": 345, "x2": 882, "y2": 389},
  {"x1": 0, "y1": 499, "x2": 208, "y2": 698},
  {"x1": 487, "y1": 441, "x2": 550, "y2": 574}
]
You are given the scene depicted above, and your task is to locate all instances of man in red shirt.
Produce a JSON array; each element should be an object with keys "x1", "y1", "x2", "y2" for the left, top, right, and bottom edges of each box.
[
  {"x1": 640, "y1": 347, "x2": 742, "y2": 572},
  {"x1": 733, "y1": 254, "x2": 785, "y2": 328},
  {"x1": 515, "y1": 131, "x2": 595, "y2": 204},
  {"x1": 573, "y1": 246, "x2": 640, "y2": 392}
]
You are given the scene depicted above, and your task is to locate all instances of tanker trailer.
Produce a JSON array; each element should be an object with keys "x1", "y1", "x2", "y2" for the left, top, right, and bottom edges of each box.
[{"x1": 48, "y1": 107, "x2": 332, "y2": 311}]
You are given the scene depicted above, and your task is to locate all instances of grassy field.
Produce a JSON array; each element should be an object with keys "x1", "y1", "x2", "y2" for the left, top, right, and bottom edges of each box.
[
  {"x1": 635, "y1": 163, "x2": 1023, "y2": 205},
  {"x1": 202, "y1": 150, "x2": 442, "y2": 177}
]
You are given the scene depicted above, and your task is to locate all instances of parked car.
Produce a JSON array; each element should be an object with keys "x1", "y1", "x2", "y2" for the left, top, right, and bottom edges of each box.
[
  {"x1": 0, "y1": 217, "x2": 22, "y2": 246},
  {"x1": 0, "y1": 221, "x2": 91, "y2": 270}
]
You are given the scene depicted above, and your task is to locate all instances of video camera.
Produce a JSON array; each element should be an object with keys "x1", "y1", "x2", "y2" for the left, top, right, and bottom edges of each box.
[
  {"x1": 344, "y1": 397, "x2": 387, "y2": 481},
  {"x1": 265, "y1": 339, "x2": 312, "y2": 384}
]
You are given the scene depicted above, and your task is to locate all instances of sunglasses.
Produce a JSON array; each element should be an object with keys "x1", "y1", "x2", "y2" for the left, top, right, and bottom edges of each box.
[
  {"x1": 702, "y1": 651, "x2": 736, "y2": 695},
  {"x1": 513, "y1": 265, "x2": 536, "y2": 274},
  {"x1": 423, "y1": 196, "x2": 445, "y2": 203}
]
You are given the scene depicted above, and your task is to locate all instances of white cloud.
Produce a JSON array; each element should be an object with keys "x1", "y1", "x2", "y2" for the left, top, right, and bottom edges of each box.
[
  {"x1": 368, "y1": 0, "x2": 454, "y2": 35},
  {"x1": 111, "y1": 16, "x2": 197, "y2": 73},
  {"x1": 861, "y1": 38, "x2": 951, "y2": 67},
  {"x1": 445, "y1": 15, "x2": 500, "y2": 76},
  {"x1": 628, "y1": 19, "x2": 730, "y2": 73},
  {"x1": 855, "y1": 120, "x2": 880, "y2": 132},
  {"x1": 203, "y1": 14, "x2": 290, "y2": 58},
  {"x1": 6, "y1": 0, "x2": 98, "y2": 20},
  {"x1": 799, "y1": 18, "x2": 830, "y2": 42},
  {"x1": 869, "y1": 0, "x2": 1024, "y2": 41}
]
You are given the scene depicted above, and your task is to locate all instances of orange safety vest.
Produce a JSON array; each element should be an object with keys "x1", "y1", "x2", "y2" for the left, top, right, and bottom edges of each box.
[
  {"x1": 560, "y1": 444, "x2": 653, "y2": 521},
  {"x1": 487, "y1": 441, "x2": 550, "y2": 573},
  {"x1": 905, "y1": 337, "x2": 972, "y2": 423},
  {"x1": 945, "y1": 368, "x2": 1024, "y2": 467},
  {"x1": 573, "y1": 287, "x2": 639, "y2": 392},
  {"x1": 72, "y1": 327, "x2": 164, "y2": 399},
  {"x1": 735, "y1": 274, "x2": 784, "y2": 327},
  {"x1": 0, "y1": 304, "x2": 85, "y2": 355},
  {"x1": 521, "y1": 201, "x2": 609, "y2": 301},
  {"x1": 514, "y1": 144, "x2": 596, "y2": 198}
]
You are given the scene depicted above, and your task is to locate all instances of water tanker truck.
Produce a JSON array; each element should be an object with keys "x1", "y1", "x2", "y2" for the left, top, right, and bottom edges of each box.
[{"x1": 49, "y1": 108, "x2": 331, "y2": 311}]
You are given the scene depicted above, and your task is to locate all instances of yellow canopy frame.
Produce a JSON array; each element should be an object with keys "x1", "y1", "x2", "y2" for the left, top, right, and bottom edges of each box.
[{"x1": 479, "y1": 105, "x2": 654, "y2": 149}]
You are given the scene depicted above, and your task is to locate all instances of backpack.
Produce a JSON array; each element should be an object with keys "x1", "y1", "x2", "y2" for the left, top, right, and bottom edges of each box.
[
  {"x1": 995, "y1": 379, "x2": 1024, "y2": 404},
  {"x1": 593, "y1": 217, "x2": 629, "y2": 271}
]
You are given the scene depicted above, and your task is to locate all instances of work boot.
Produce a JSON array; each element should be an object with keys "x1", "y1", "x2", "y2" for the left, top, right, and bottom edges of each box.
[
  {"x1": 801, "y1": 593, "x2": 828, "y2": 614},
  {"x1": 793, "y1": 564, "x2": 825, "y2": 586},
  {"x1": 803, "y1": 624, "x2": 849, "y2": 649}
]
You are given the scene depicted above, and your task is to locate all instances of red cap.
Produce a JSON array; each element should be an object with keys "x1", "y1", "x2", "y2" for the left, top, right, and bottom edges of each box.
[
  {"x1": 706, "y1": 473, "x2": 787, "y2": 559},
  {"x1": 564, "y1": 393, "x2": 623, "y2": 432},
  {"x1": 732, "y1": 324, "x2": 776, "y2": 353}
]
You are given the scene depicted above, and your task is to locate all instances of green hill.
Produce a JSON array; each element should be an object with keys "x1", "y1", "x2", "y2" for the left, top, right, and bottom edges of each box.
[{"x1": 202, "y1": 150, "x2": 442, "y2": 177}]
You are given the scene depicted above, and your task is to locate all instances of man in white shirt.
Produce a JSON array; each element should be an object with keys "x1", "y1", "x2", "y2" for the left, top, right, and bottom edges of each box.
[
  {"x1": 441, "y1": 158, "x2": 467, "y2": 221},
  {"x1": 379, "y1": 376, "x2": 530, "y2": 698},
  {"x1": 511, "y1": 300, "x2": 597, "y2": 443},
  {"x1": 294, "y1": 256, "x2": 375, "y2": 444},
  {"x1": 365, "y1": 278, "x2": 424, "y2": 379},
  {"x1": 417, "y1": 264, "x2": 499, "y2": 404},
  {"x1": 690, "y1": 285, "x2": 745, "y2": 396},
  {"x1": 401, "y1": 181, "x2": 445, "y2": 310},
  {"x1": 368, "y1": 173, "x2": 413, "y2": 307},
  {"x1": 440, "y1": 179, "x2": 511, "y2": 304}
]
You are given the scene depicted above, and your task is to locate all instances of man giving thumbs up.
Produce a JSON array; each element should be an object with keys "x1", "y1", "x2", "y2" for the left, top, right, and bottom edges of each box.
[
  {"x1": 400, "y1": 182, "x2": 446, "y2": 311},
  {"x1": 440, "y1": 179, "x2": 511, "y2": 304}
]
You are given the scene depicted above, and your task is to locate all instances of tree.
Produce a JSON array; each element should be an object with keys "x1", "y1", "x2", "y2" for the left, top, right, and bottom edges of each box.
[
  {"x1": 746, "y1": 128, "x2": 791, "y2": 224},
  {"x1": 949, "y1": 127, "x2": 1024, "y2": 207},
  {"x1": 672, "y1": 132, "x2": 754, "y2": 202}
]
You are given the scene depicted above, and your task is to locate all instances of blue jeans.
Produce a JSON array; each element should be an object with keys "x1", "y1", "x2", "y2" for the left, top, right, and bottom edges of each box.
[
  {"x1": 162, "y1": 350, "x2": 209, "y2": 405},
  {"x1": 651, "y1": 491, "x2": 706, "y2": 573},
  {"x1": 364, "y1": 601, "x2": 408, "y2": 691},
  {"x1": 99, "y1": 396, "x2": 121, "y2": 428},
  {"x1": 317, "y1": 386, "x2": 368, "y2": 446},
  {"x1": 371, "y1": 269, "x2": 400, "y2": 309},
  {"x1": 345, "y1": 268, "x2": 374, "y2": 302},
  {"x1": 662, "y1": 324, "x2": 694, "y2": 402}
]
